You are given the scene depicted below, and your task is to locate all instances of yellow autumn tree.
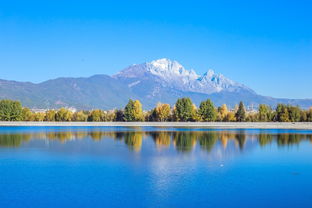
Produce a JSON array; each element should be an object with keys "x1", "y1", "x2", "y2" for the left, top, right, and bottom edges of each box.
[
  {"x1": 155, "y1": 103, "x2": 171, "y2": 121},
  {"x1": 88, "y1": 109, "x2": 105, "y2": 121},
  {"x1": 72, "y1": 111, "x2": 88, "y2": 121},
  {"x1": 218, "y1": 104, "x2": 228, "y2": 121},
  {"x1": 22, "y1": 108, "x2": 35, "y2": 121},
  {"x1": 225, "y1": 111, "x2": 236, "y2": 122},
  {"x1": 45, "y1": 110, "x2": 56, "y2": 121},
  {"x1": 133, "y1": 100, "x2": 144, "y2": 121},
  {"x1": 34, "y1": 112, "x2": 45, "y2": 121},
  {"x1": 55, "y1": 108, "x2": 73, "y2": 121}
]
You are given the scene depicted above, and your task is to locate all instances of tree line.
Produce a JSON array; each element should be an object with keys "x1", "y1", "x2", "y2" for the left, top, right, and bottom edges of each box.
[{"x1": 0, "y1": 98, "x2": 312, "y2": 122}]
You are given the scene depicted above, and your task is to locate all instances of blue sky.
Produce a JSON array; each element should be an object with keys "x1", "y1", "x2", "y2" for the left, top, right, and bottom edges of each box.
[{"x1": 0, "y1": 0, "x2": 311, "y2": 99}]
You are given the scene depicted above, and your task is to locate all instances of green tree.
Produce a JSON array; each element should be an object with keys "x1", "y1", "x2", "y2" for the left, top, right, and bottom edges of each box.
[
  {"x1": 124, "y1": 99, "x2": 144, "y2": 121},
  {"x1": 235, "y1": 101, "x2": 246, "y2": 122},
  {"x1": 288, "y1": 106, "x2": 301, "y2": 122},
  {"x1": 115, "y1": 109, "x2": 125, "y2": 121},
  {"x1": 0, "y1": 100, "x2": 23, "y2": 121},
  {"x1": 280, "y1": 108, "x2": 290, "y2": 122},
  {"x1": 258, "y1": 104, "x2": 272, "y2": 122},
  {"x1": 55, "y1": 108, "x2": 73, "y2": 121},
  {"x1": 174, "y1": 98, "x2": 194, "y2": 121},
  {"x1": 124, "y1": 99, "x2": 135, "y2": 121},
  {"x1": 198, "y1": 99, "x2": 217, "y2": 121},
  {"x1": 275, "y1": 104, "x2": 290, "y2": 122}
]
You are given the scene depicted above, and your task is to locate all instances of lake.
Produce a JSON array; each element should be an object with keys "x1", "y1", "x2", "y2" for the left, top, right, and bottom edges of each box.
[{"x1": 0, "y1": 126, "x2": 312, "y2": 208}]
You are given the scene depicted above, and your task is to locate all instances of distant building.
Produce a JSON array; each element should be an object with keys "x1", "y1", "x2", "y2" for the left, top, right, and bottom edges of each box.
[{"x1": 31, "y1": 107, "x2": 77, "y2": 113}]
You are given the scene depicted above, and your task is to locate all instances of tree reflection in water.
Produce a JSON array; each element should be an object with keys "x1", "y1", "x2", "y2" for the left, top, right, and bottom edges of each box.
[
  {"x1": 0, "y1": 129, "x2": 311, "y2": 153},
  {"x1": 198, "y1": 132, "x2": 218, "y2": 153},
  {"x1": 172, "y1": 132, "x2": 197, "y2": 152},
  {"x1": 124, "y1": 131, "x2": 143, "y2": 152},
  {"x1": 151, "y1": 132, "x2": 171, "y2": 149},
  {"x1": 235, "y1": 131, "x2": 247, "y2": 151}
]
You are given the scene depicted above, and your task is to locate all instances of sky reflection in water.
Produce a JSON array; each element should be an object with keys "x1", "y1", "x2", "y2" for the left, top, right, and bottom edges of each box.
[{"x1": 0, "y1": 127, "x2": 312, "y2": 208}]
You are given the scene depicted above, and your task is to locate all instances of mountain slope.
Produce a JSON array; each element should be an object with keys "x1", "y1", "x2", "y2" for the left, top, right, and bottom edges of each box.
[
  {"x1": 0, "y1": 58, "x2": 311, "y2": 110},
  {"x1": 0, "y1": 75, "x2": 138, "y2": 109}
]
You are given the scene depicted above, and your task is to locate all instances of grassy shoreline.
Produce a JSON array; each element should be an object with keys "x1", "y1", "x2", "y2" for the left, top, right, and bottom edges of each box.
[{"x1": 0, "y1": 122, "x2": 312, "y2": 129}]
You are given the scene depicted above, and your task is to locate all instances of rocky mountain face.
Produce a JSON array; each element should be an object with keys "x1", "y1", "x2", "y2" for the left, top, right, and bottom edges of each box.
[
  {"x1": 114, "y1": 58, "x2": 254, "y2": 95},
  {"x1": 0, "y1": 58, "x2": 312, "y2": 110}
]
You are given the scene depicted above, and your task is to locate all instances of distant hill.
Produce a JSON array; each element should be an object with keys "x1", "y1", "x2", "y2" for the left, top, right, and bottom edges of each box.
[{"x1": 1, "y1": 58, "x2": 312, "y2": 110}]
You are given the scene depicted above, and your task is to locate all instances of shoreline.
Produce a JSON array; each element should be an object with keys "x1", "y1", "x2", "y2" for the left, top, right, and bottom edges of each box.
[{"x1": 0, "y1": 122, "x2": 312, "y2": 130}]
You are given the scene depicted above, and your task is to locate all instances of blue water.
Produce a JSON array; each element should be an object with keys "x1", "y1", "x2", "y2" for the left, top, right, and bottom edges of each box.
[{"x1": 0, "y1": 127, "x2": 312, "y2": 208}]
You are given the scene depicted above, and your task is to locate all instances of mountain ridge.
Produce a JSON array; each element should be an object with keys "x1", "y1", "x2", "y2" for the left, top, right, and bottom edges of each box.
[
  {"x1": 114, "y1": 58, "x2": 254, "y2": 95},
  {"x1": 0, "y1": 58, "x2": 311, "y2": 110}
]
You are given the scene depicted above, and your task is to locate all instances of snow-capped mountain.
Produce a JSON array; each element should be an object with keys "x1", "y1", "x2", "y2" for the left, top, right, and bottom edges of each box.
[
  {"x1": 1, "y1": 58, "x2": 312, "y2": 110},
  {"x1": 114, "y1": 58, "x2": 254, "y2": 95}
]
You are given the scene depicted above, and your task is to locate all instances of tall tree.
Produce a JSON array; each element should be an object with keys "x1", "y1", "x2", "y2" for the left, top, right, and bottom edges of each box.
[
  {"x1": 275, "y1": 104, "x2": 290, "y2": 122},
  {"x1": 115, "y1": 109, "x2": 125, "y2": 121},
  {"x1": 235, "y1": 101, "x2": 246, "y2": 122},
  {"x1": 198, "y1": 99, "x2": 217, "y2": 121},
  {"x1": 258, "y1": 104, "x2": 271, "y2": 122},
  {"x1": 124, "y1": 99, "x2": 144, "y2": 121},
  {"x1": 0, "y1": 100, "x2": 23, "y2": 121},
  {"x1": 174, "y1": 98, "x2": 194, "y2": 121},
  {"x1": 133, "y1": 100, "x2": 144, "y2": 121},
  {"x1": 124, "y1": 99, "x2": 135, "y2": 121},
  {"x1": 218, "y1": 104, "x2": 228, "y2": 121}
]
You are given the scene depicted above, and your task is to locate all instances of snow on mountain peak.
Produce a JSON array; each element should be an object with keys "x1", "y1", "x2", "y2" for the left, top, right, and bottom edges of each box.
[
  {"x1": 114, "y1": 58, "x2": 254, "y2": 94},
  {"x1": 147, "y1": 58, "x2": 199, "y2": 80},
  {"x1": 202, "y1": 69, "x2": 215, "y2": 78},
  {"x1": 149, "y1": 58, "x2": 179, "y2": 70}
]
